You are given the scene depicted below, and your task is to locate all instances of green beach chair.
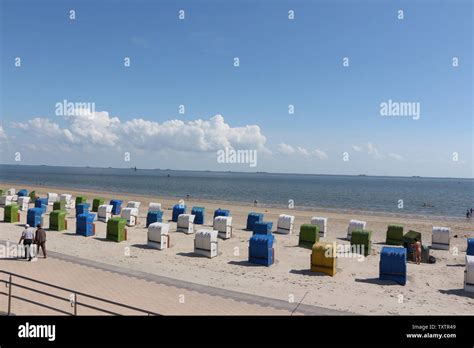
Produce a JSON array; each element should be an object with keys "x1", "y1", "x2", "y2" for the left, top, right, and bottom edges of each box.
[
  {"x1": 386, "y1": 224, "x2": 404, "y2": 245},
  {"x1": 92, "y1": 198, "x2": 105, "y2": 212},
  {"x1": 75, "y1": 196, "x2": 87, "y2": 206},
  {"x1": 106, "y1": 217, "x2": 127, "y2": 242},
  {"x1": 298, "y1": 224, "x2": 319, "y2": 248},
  {"x1": 351, "y1": 229, "x2": 372, "y2": 256},
  {"x1": 50, "y1": 210, "x2": 67, "y2": 231},
  {"x1": 53, "y1": 201, "x2": 66, "y2": 211},
  {"x1": 4, "y1": 204, "x2": 19, "y2": 223},
  {"x1": 29, "y1": 191, "x2": 37, "y2": 203}
]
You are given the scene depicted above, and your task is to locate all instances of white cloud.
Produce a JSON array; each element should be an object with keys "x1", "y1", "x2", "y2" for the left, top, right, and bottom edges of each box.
[
  {"x1": 296, "y1": 146, "x2": 310, "y2": 156},
  {"x1": 11, "y1": 111, "x2": 268, "y2": 154},
  {"x1": 352, "y1": 142, "x2": 404, "y2": 161},
  {"x1": 367, "y1": 142, "x2": 382, "y2": 159},
  {"x1": 312, "y1": 149, "x2": 328, "y2": 160},
  {"x1": 0, "y1": 125, "x2": 7, "y2": 141},
  {"x1": 277, "y1": 143, "x2": 327, "y2": 159},
  {"x1": 388, "y1": 153, "x2": 404, "y2": 161},
  {"x1": 277, "y1": 143, "x2": 295, "y2": 155}
]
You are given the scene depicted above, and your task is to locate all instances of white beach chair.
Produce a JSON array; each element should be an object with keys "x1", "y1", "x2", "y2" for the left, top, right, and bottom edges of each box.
[
  {"x1": 127, "y1": 201, "x2": 141, "y2": 209},
  {"x1": 0, "y1": 195, "x2": 14, "y2": 207},
  {"x1": 213, "y1": 216, "x2": 233, "y2": 239},
  {"x1": 311, "y1": 217, "x2": 327, "y2": 238},
  {"x1": 121, "y1": 207, "x2": 139, "y2": 227},
  {"x1": 60, "y1": 194, "x2": 75, "y2": 209},
  {"x1": 147, "y1": 222, "x2": 170, "y2": 250},
  {"x1": 194, "y1": 229, "x2": 218, "y2": 258},
  {"x1": 431, "y1": 227, "x2": 450, "y2": 250},
  {"x1": 148, "y1": 202, "x2": 162, "y2": 212},
  {"x1": 47, "y1": 192, "x2": 59, "y2": 205},
  {"x1": 177, "y1": 214, "x2": 195, "y2": 234},
  {"x1": 347, "y1": 219, "x2": 366, "y2": 239},
  {"x1": 98, "y1": 204, "x2": 113, "y2": 223},
  {"x1": 18, "y1": 196, "x2": 30, "y2": 211},
  {"x1": 276, "y1": 214, "x2": 295, "y2": 234}
]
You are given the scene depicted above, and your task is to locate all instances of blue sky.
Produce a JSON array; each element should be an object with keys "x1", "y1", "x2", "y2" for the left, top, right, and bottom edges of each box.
[{"x1": 0, "y1": 0, "x2": 472, "y2": 177}]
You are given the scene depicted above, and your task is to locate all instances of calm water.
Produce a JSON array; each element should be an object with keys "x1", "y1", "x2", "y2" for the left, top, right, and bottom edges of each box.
[{"x1": 0, "y1": 165, "x2": 472, "y2": 218}]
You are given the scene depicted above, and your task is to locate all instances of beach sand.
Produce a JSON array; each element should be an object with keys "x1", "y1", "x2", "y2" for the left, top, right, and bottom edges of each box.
[{"x1": 0, "y1": 182, "x2": 473, "y2": 315}]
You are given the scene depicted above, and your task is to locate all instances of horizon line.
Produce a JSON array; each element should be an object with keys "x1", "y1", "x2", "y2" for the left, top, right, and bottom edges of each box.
[{"x1": 0, "y1": 163, "x2": 472, "y2": 180}]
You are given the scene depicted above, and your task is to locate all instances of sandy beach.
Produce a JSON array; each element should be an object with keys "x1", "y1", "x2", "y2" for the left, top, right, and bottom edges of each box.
[{"x1": 0, "y1": 182, "x2": 473, "y2": 315}]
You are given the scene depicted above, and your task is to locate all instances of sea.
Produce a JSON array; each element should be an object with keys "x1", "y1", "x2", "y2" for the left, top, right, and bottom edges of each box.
[{"x1": 0, "y1": 165, "x2": 472, "y2": 219}]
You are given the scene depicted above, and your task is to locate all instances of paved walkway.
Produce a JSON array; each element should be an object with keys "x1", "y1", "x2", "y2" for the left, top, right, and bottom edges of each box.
[{"x1": 0, "y1": 241, "x2": 345, "y2": 316}]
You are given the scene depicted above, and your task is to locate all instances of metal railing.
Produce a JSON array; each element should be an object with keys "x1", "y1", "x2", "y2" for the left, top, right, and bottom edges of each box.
[{"x1": 0, "y1": 270, "x2": 160, "y2": 316}]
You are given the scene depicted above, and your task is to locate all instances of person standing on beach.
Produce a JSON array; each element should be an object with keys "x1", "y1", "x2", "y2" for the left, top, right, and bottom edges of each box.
[
  {"x1": 34, "y1": 224, "x2": 47, "y2": 259},
  {"x1": 467, "y1": 209, "x2": 471, "y2": 219},
  {"x1": 412, "y1": 238, "x2": 422, "y2": 265},
  {"x1": 19, "y1": 224, "x2": 35, "y2": 261}
]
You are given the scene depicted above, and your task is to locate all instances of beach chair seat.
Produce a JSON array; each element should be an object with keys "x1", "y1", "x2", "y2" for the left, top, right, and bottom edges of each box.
[
  {"x1": 276, "y1": 214, "x2": 295, "y2": 235},
  {"x1": 146, "y1": 210, "x2": 163, "y2": 227},
  {"x1": 348, "y1": 220, "x2": 366, "y2": 240},
  {"x1": 253, "y1": 221, "x2": 273, "y2": 235},
  {"x1": 17, "y1": 189, "x2": 28, "y2": 197},
  {"x1": 351, "y1": 229, "x2": 372, "y2": 256},
  {"x1": 110, "y1": 199, "x2": 123, "y2": 215},
  {"x1": 246, "y1": 212, "x2": 263, "y2": 231},
  {"x1": 60, "y1": 194, "x2": 75, "y2": 209},
  {"x1": 106, "y1": 217, "x2": 127, "y2": 242},
  {"x1": 98, "y1": 204, "x2": 113, "y2": 223},
  {"x1": 467, "y1": 239, "x2": 474, "y2": 256},
  {"x1": 464, "y1": 255, "x2": 474, "y2": 293},
  {"x1": 213, "y1": 208, "x2": 230, "y2": 218},
  {"x1": 147, "y1": 222, "x2": 170, "y2": 250},
  {"x1": 50, "y1": 210, "x2": 67, "y2": 231},
  {"x1": 148, "y1": 202, "x2": 162, "y2": 212},
  {"x1": 194, "y1": 229, "x2": 219, "y2": 258},
  {"x1": 76, "y1": 203, "x2": 90, "y2": 217},
  {"x1": 53, "y1": 201, "x2": 66, "y2": 211},
  {"x1": 27, "y1": 208, "x2": 44, "y2": 227},
  {"x1": 127, "y1": 201, "x2": 141, "y2": 209},
  {"x1": 47, "y1": 192, "x2": 59, "y2": 205},
  {"x1": 0, "y1": 195, "x2": 14, "y2": 207},
  {"x1": 191, "y1": 206, "x2": 205, "y2": 225},
  {"x1": 18, "y1": 196, "x2": 30, "y2": 211},
  {"x1": 386, "y1": 224, "x2": 404, "y2": 245},
  {"x1": 431, "y1": 227, "x2": 450, "y2": 250},
  {"x1": 172, "y1": 204, "x2": 186, "y2": 222},
  {"x1": 4, "y1": 204, "x2": 19, "y2": 223},
  {"x1": 213, "y1": 216, "x2": 232, "y2": 239},
  {"x1": 298, "y1": 224, "x2": 319, "y2": 249},
  {"x1": 249, "y1": 234, "x2": 274, "y2": 266},
  {"x1": 311, "y1": 217, "x2": 327, "y2": 238},
  {"x1": 379, "y1": 247, "x2": 406, "y2": 285},
  {"x1": 75, "y1": 196, "x2": 87, "y2": 206},
  {"x1": 92, "y1": 198, "x2": 105, "y2": 212},
  {"x1": 121, "y1": 207, "x2": 138, "y2": 227},
  {"x1": 177, "y1": 214, "x2": 195, "y2": 234},
  {"x1": 76, "y1": 213, "x2": 96, "y2": 237},
  {"x1": 311, "y1": 242, "x2": 337, "y2": 276}
]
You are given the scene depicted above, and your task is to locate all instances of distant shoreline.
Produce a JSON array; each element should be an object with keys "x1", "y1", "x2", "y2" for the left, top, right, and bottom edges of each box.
[{"x1": 0, "y1": 163, "x2": 472, "y2": 180}]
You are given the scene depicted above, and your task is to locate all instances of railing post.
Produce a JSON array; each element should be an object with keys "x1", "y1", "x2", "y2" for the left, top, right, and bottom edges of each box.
[
  {"x1": 7, "y1": 275, "x2": 12, "y2": 315},
  {"x1": 74, "y1": 293, "x2": 77, "y2": 316}
]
